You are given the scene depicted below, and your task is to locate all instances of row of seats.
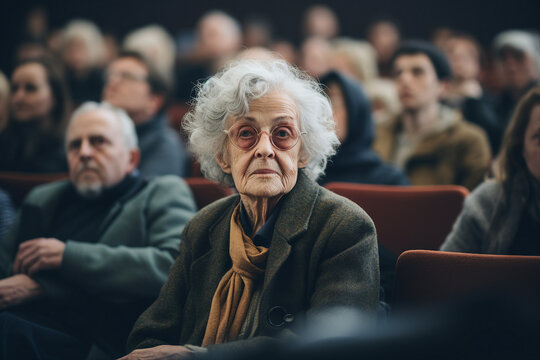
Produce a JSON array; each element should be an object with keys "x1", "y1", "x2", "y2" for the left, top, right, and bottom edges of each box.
[{"x1": 1, "y1": 171, "x2": 539, "y2": 306}]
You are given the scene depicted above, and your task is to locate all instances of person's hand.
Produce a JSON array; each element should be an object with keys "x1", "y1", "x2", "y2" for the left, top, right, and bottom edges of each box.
[
  {"x1": 117, "y1": 345, "x2": 194, "y2": 360},
  {"x1": 0, "y1": 274, "x2": 44, "y2": 309},
  {"x1": 12, "y1": 238, "x2": 66, "y2": 275}
]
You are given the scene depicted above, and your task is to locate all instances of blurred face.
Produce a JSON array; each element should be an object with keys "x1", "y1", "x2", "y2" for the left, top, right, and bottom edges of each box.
[
  {"x1": 369, "y1": 22, "x2": 399, "y2": 62},
  {"x1": 66, "y1": 109, "x2": 138, "y2": 197},
  {"x1": 62, "y1": 38, "x2": 90, "y2": 72},
  {"x1": 393, "y1": 54, "x2": 444, "y2": 111},
  {"x1": 103, "y1": 57, "x2": 157, "y2": 124},
  {"x1": 447, "y1": 38, "x2": 480, "y2": 81},
  {"x1": 327, "y1": 82, "x2": 348, "y2": 142},
  {"x1": 300, "y1": 38, "x2": 332, "y2": 78},
  {"x1": 10, "y1": 63, "x2": 54, "y2": 122},
  {"x1": 523, "y1": 104, "x2": 540, "y2": 181},
  {"x1": 199, "y1": 16, "x2": 240, "y2": 58},
  {"x1": 497, "y1": 47, "x2": 540, "y2": 91},
  {"x1": 217, "y1": 91, "x2": 309, "y2": 199}
]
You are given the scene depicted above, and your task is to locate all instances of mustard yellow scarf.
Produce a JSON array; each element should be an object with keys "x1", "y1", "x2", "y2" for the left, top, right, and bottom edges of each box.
[{"x1": 202, "y1": 203, "x2": 269, "y2": 345}]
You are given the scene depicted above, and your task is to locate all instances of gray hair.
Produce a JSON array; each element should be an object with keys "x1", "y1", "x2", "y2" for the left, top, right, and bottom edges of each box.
[
  {"x1": 61, "y1": 19, "x2": 105, "y2": 67},
  {"x1": 183, "y1": 59, "x2": 339, "y2": 186},
  {"x1": 123, "y1": 24, "x2": 176, "y2": 82},
  {"x1": 68, "y1": 101, "x2": 138, "y2": 150}
]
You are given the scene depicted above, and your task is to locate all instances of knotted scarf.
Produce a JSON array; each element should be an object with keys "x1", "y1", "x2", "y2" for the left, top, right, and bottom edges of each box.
[{"x1": 201, "y1": 203, "x2": 269, "y2": 345}]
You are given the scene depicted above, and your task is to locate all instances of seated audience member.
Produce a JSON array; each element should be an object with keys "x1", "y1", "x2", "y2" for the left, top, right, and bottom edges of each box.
[
  {"x1": 0, "y1": 187, "x2": 15, "y2": 239},
  {"x1": 122, "y1": 60, "x2": 379, "y2": 359},
  {"x1": 444, "y1": 33, "x2": 501, "y2": 154},
  {"x1": 0, "y1": 71, "x2": 10, "y2": 128},
  {"x1": 493, "y1": 30, "x2": 540, "y2": 135},
  {"x1": 123, "y1": 24, "x2": 176, "y2": 83},
  {"x1": 367, "y1": 20, "x2": 401, "y2": 78},
  {"x1": 0, "y1": 57, "x2": 70, "y2": 173},
  {"x1": 300, "y1": 36, "x2": 333, "y2": 78},
  {"x1": 441, "y1": 87, "x2": 540, "y2": 255},
  {"x1": 0, "y1": 102, "x2": 197, "y2": 359},
  {"x1": 301, "y1": 5, "x2": 339, "y2": 41},
  {"x1": 103, "y1": 51, "x2": 189, "y2": 177},
  {"x1": 319, "y1": 70, "x2": 409, "y2": 185},
  {"x1": 374, "y1": 41, "x2": 491, "y2": 190},
  {"x1": 60, "y1": 19, "x2": 105, "y2": 104},
  {"x1": 176, "y1": 10, "x2": 242, "y2": 102}
]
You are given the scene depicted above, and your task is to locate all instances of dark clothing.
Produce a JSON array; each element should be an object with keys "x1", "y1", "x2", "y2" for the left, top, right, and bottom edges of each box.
[
  {"x1": 127, "y1": 171, "x2": 379, "y2": 355},
  {"x1": 0, "y1": 187, "x2": 15, "y2": 239},
  {"x1": 494, "y1": 80, "x2": 538, "y2": 136},
  {"x1": 136, "y1": 112, "x2": 189, "y2": 178},
  {"x1": 445, "y1": 93, "x2": 502, "y2": 155},
  {"x1": 509, "y1": 209, "x2": 540, "y2": 255},
  {"x1": 66, "y1": 68, "x2": 104, "y2": 105},
  {"x1": 47, "y1": 173, "x2": 143, "y2": 244},
  {"x1": 239, "y1": 199, "x2": 283, "y2": 248},
  {"x1": 0, "y1": 174, "x2": 197, "y2": 359},
  {"x1": 0, "y1": 122, "x2": 67, "y2": 173},
  {"x1": 318, "y1": 71, "x2": 409, "y2": 186}
]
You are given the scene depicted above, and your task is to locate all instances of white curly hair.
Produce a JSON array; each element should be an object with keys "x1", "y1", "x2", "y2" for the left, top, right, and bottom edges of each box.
[{"x1": 183, "y1": 59, "x2": 339, "y2": 186}]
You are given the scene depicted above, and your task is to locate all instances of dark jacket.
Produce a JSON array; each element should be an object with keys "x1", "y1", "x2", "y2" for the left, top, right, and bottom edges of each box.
[
  {"x1": 0, "y1": 175, "x2": 197, "y2": 357},
  {"x1": 136, "y1": 112, "x2": 189, "y2": 178},
  {"x1": 318, "y1": 71, "x2": 409, "y2": 186},
  {"x1": 0, "y1": 122, "x2": 67, "y2": 173},
  {"x1": 127, "y1": 170, "x2": 380, "y2": 356}
]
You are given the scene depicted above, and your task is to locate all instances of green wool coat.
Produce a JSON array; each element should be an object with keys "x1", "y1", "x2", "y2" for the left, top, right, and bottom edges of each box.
[{"x1": 127, "y1": 171, "x2": 379, "y2": 357}]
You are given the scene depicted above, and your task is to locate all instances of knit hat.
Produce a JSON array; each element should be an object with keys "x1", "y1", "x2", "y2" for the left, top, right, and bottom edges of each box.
[
  {"x1": 493, "y1": 30, "x2": 540, "y2": 70},
  {"x1": 390, "y1": 40, "x2": 452, "y2": 80}
]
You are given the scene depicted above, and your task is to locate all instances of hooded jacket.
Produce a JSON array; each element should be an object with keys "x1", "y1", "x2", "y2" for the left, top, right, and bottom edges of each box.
[{"x1": 318, "y1": 71, "x2": 409, "y2": 186}]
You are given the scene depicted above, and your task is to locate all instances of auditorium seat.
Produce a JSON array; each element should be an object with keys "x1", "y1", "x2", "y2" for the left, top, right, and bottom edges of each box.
[{"x1": 184, "y1": 177, "x2": 234, "y2": 209}]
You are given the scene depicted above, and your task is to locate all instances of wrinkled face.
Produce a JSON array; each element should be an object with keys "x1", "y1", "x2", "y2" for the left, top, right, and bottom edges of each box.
[
  {"x1": 102, "y1": 57, "x2": 156, "y2": 124},
  {"x1": 523, "y1": 104, "x2": 540, "y2": 182},
  {"x1": 217, "y1": 91, "x2": 309, "y2": 199},
  {"x1": 393, "y1": 54, "x2": 444, "y2": 111},
  {"x1": 66, "y1": 109, "x2": 138, "y2": 197},
  {"x1": 327, "y1": 82, "x2": 348, "y2": 143},
  {"x1": 497, "y1": 47, "x2": 539, "y2": 91},
  {"x1": 10, "y1": 63, "x2": 54, "y2": 122}
]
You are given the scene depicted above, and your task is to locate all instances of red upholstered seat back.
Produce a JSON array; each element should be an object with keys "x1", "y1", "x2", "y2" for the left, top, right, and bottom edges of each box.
[
  {"x1": 185, "y1": 177, "x2": 234, "y2": 210},
  {"x1": 324, "y1": 183, "x2": 468, "y2": 255},
  {"x1": 395, "y1": 250, "x2": 540, "y2": 305},
  {"x1": 0, "y1": 171, "x2": 69, "y2": 207}
]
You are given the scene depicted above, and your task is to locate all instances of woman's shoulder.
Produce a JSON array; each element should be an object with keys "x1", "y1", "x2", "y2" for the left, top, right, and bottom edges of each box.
[{"x1": 188, "y1": 193, "x2": 239, "y2": 226}]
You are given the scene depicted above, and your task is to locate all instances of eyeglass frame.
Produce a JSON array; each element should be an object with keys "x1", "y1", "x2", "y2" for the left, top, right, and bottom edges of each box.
[
  {"x1": 103, "y1": 70, "x2": 148, "y2": 84},
  {"x1": 223, "y1": 122, "x2": 307, "y2": 151}
]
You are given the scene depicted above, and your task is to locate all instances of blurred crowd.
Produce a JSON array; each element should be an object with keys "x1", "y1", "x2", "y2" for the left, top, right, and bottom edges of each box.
[
  {"x1": 1, "y1": 5, "x2": 539, "y2": 181},
  {"x1": 0, "y1": 4, "x2": 540, "y2": 359}
]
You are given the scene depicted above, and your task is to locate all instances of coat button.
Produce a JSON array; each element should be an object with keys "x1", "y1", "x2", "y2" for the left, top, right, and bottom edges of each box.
[{"x1": 267, "y1": 306, "x2": 287, "y2": 327}]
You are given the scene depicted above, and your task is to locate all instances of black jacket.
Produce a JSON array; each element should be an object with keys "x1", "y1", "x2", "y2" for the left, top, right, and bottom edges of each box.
[{"x1": 318, "y1": 71, "x2": 409, "y2": 186}]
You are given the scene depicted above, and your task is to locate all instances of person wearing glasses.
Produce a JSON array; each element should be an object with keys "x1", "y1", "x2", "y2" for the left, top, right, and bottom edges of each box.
[
  {"x1": 102, "y1": 51, "x2": 189, "y2": 178},
  {"x1": 121, "y1": 60, "x2": 379, "y2": 359}
]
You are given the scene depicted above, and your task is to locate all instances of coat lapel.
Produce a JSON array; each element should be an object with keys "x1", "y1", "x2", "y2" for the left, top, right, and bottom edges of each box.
[{"x1": 264, "y1": 171, "x2": 320, "y2": 287}]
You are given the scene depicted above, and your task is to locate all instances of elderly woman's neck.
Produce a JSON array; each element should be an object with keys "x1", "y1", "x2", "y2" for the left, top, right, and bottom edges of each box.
[{"x1": 240, "y1": 194, "x2": 282, "y2": 235}]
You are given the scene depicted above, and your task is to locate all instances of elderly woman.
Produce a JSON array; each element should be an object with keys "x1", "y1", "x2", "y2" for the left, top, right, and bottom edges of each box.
[
  {"x1": 441, "y1": 86, "x2": 540, "y2": 254},
  {"x1": 121, "y1": 60, "x2": 379, "y2": 359}
]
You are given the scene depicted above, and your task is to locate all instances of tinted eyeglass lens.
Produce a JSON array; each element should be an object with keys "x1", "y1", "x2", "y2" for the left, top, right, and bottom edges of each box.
[
  {"x1": 229, "y1": 124, "x2": 300, "y2": 150},
  {"x1": 235, "y1": 126, "x2": 259, "y2": 149},
  {"x1": 271, "y1": 126, "x2": 297, "y2": 149}
]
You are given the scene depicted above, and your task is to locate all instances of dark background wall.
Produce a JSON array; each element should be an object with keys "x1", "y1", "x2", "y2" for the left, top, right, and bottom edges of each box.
[{"x1": 1, "y1": 0, "x2": 539, "y2": 72}]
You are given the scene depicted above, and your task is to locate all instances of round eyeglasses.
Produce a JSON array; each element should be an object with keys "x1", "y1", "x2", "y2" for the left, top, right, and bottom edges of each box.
[{"x1": 224, "y1": 123, "x2": 306, "y2": 151}]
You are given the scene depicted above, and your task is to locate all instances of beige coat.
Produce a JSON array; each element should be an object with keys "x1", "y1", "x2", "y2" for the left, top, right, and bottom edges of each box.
[{"x1": 374, "y1": 106, "x2": 491, "y2": 190}]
